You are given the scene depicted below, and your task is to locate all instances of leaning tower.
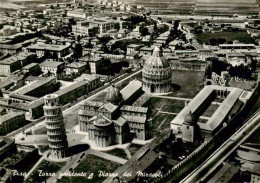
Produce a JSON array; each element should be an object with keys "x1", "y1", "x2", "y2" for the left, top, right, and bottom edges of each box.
[{"x1": 44, "y1": 94, "x2": 68, "y2": 160}]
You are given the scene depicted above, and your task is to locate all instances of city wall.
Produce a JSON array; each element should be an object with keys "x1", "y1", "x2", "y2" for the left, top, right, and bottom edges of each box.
[{"x1": 155, "y1": 80, "x2": 260, "y2": 182}]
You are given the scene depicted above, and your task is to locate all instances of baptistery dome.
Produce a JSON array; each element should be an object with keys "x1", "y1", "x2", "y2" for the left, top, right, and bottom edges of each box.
[{"x1": 142, "y1": 47, "x2": 172, "y2": 94}]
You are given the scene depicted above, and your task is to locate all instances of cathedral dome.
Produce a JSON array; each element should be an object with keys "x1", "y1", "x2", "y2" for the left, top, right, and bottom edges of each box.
[
  {"x1": 142, "y1": 47, "x2": 172, "y2": 94},
  {"x1": 105, "y1": 84, "x2": 121, "y2": 104},
  {"x1": 94, "y1": 117, "x2": 112, "y2": 127},
  {"x1": 184, "y1": 111, "x2": 196, "y2": 125}
]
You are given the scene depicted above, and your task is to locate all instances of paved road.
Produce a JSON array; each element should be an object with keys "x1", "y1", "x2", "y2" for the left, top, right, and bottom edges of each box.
[
  {"x1": 180, "y1": 109, "x2": 260, "y2": 183},
  {"x1": 6, "y1": 69, "x2": 142, "y2": 139},
  {"x1": 89, "y1": 149, "x2": 127, "y2": 164}
]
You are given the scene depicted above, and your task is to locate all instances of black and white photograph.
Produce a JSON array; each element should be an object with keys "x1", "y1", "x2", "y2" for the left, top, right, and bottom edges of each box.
[{"x1": 0, "y1": 0, "x2": 259, "y2": 182}]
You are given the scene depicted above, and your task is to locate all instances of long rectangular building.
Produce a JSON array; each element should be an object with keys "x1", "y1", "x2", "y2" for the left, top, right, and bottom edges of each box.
[{"x1": 171, "y1": 85, "x2": 243, "y2": 138}]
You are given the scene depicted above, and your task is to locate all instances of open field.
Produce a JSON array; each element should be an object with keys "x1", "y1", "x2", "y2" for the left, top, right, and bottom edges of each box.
[
  {"x1": 169, "y1": 70, "x2": 205, "y2": 98},
  {"x1": 0, "y1": 0, "x2": 65, "y2": 11},
  {"x1": 150, "y1": 98, "x2": 185, "y2": 113},
  {"x1": 195, "y1": 31, "x2": 255, "y2": 44}
]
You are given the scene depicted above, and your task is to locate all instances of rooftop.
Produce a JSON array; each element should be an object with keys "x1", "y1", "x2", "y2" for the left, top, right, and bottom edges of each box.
[
  {"x1": 0, "y1": 52, "x2": 35, "y2": 65},
  {"x1": 40, "y1": 60, "x2": 64, "y2": 67},
  {"x1": 12, "y1": 76, "x2": 56, "y2": 95},
  {"x1": 66, "y1": 62, "x2": 86, "y2": 68},
  {"x1": 171, "y1": 85, "x2": 243, "y2": 132},
  {"x1": 121, "y1": 105, "x2": 148, "y2": 113},
  {"x1": 23, "y1": 62, "x2": 39, "y2": 70},
  {"x1": 27, "y1": 43, "x2": 70, "y2": 51},
  {"x1": 120, "y1": 80, "x2": 142, "y2": 101},
  {"x1": 0, "y1": 111, "x2": 25, "y2": 124}
]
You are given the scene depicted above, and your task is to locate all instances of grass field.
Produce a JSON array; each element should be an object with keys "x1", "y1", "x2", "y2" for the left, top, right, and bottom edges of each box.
[
  {"x1": 57, "y1": 154, "x2": 120, "y2": 183},
  {"x1": 128, "y1": 144, "x2": 142, "y2": 156},
  {"x1": 150, "y1": 98, "x2": 185, "y2": 113},
  {"x1": 169, "y1": 70, "x2": 205, "y2": 98},
  {"x1": 106, "y1": 149, "x2": 128, "y2": 160},
  {"x1": 27, "y1": 160, "x2": 65, "y2": 183},
  {"x1": 195, "y1": 31, "x2": 255, "y2": 44},
  {"x1": 150, "y1": 113, "x2": 168, "y2": 137}
]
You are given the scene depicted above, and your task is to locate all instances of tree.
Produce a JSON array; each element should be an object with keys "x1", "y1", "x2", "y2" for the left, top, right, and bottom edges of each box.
[
  {"x1": 139, "y1": 26, "x2": 149, "y2": 36},
  {"x1": 250, "y1": 59, "x2": 257, "y2": 72},
  {"x1": 154, "y1": 21, "x2": 157, "y2": 31},
  {"x1": 85, "y1": 39, "x2": 93, "y2": 48},
  {"x1": 74, "y1": 44, "x2": 83, "y2": 59},
  {"x1": 52, "y1": 52, "x2": 58, "y2": 60},
  {"x1": 77, "y1": 35, "x2": 81, "y2": 42},
  {"x1": 174, "y1": 20, "x2": 180, "y2": 33},
  {"x1": 114, "y1": 23, "x2": 120, "y2": 31}
]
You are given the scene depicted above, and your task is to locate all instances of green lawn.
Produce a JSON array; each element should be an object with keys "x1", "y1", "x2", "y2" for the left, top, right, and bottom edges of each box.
[
  {"x1": 57, "y1": 154, "x2": 120, "y2": 183},
  {"x1": 128, "y1": 144, "x2": 143, "y2": 156},
  {"x1": 195, "y1": 31, "x2": 254, "y2": 44},
  {"x1": 159, "y1": 114, "x2": 176, "y2": 131},
  {"x1": 150, "y1": 98, "x2": 185, "y2": 113},
  {"x1": 150, "y1": 113, "x2": 169, "y2": 137},
  {"x1": 90, "y1": 91, "x2": 107, "y2": 102},
  {"x1": 27, "y1": 160, "x2": 65, "y2": 183},
  {"x1": 169, "y1": 70, "x2": 205, "y2": 98},
  {"x1": 106, "y1": 149, "x2": 128, "y2": 160}
]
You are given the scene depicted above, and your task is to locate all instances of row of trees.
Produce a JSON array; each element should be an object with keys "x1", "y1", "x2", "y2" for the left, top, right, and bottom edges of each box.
[
  {"x1": 205, "y1": 58, "x2": 256, "y2": 80},
  {"x1": 99, "y1": 58, "x2": 129, "y2": 76}
]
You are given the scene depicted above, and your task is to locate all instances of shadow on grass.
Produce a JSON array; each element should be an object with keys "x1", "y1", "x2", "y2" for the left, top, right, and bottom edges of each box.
[
  {"x1": 171, "y1": 83, "x2": 181, "y2": 92},
  {"x1": 68, "y1": 144, "x2": 90, "y2": 156}
]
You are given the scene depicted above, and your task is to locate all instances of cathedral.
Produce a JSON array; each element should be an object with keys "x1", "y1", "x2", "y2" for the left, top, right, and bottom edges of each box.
[
  {"x1": 142, "y1": 47, "x2": 172, "y2": 94},
  {"x1": 78, "y1": 81, "x2": 149, "y2": 147},
  {"x1": 78, "y1": 47, "x2": 173, "y2": 148}
]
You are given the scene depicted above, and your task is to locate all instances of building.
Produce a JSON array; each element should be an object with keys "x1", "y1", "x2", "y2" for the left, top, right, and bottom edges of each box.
[
  {"x1": 54, "y1": 77, "x2": 100, "y2": 105},
  {"x1": 79, "y1": 56, "x2": 102, "y2": 74},
  {"x1": 0, "y1": 52, "x2": 36, "y2": 76},
  {"x1": 72, "y1": 18, "x2": 119, "y2": 36},
  {"x1": 0, "y1": 25, "x2": 17, "y2": 36},
  {"x1": 126, "y1": 44, "x2": 142, "y2": 55},
  {"x1": 22, "y1": 63, "x2": 40, "y2": 75},
  {"x1": 139, "y1": 47, "x2": 154, "y2": 57},
  {"x1": 78, "y1": 83, "x2": 149, "y2": 147},
  {"x1": 219, "y1": 44, "x2": 256, "y2": 50},
  {"x1": 181, "y1": 111, "x2": 200, "y2": 142},
  {"x1": 67, "y1": 9, "x2": 87, "y2": 19},
  {"x1": 44, "y1": 94, "x2": 68, "y2": 160},
  {"x1": 10, "y1": 76, "x2": 56, "y2": 97},
  {"x1": 40, "y1": 60, "x2": 65, "y2": 78},
  {"x1": 0, "y1": 111, "x2": 25, "y2": 135},
  {"x1": 26, "y1": 43, "x2": 70, "y2": 58},
  {"x1": 65, "y1": 62, "x2": 86, "y2": 75},
  {"x1": 120, "y1": 80, "x2": 143, "y2": 104},
  {"x1": 0, "y1": 44, "x2": 22, "y2": 55},
  {"x1": 171, "y1": 85, "x2": 244, "y2": 141},
  {"x1": 142, "y1": 47, "x2": 172, "y2": 94},
  {"x1": 168, "y1": 55, "x2": 206, "y2": 71}
]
